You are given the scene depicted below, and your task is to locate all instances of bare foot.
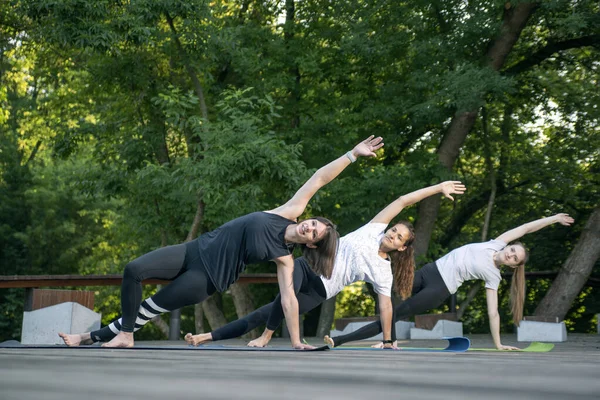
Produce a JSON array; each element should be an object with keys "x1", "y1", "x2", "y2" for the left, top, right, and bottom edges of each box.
[
  {"x1": 58, "y1": 332, "x2": 93, "y2": 347},
  {"x1": 101, "y1": 331, "x2": 134, "y2": 348},
  {"x1": 248, "y1": 335, "x2": 271, "y2": 347},
  {"x1": 184, "y1": 332, "x2": 212, "y2": 347},
  {"x1": 324, "y1": 335, "x2": 335, "y2": 347}
]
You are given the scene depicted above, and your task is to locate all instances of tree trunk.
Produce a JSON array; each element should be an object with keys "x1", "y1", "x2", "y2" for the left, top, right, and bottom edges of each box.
[
  {"x1": 186, "y1": 196, "x2": 205, "y2": 241},
  {"x1": 151, "y1": 315, "x2": 171, "y2": 338},
  {"x1": 194, "y1": 303, "x2": 204, "y2": 334},
  {"x1": 284, "y1": 0, "x2": 301, "y2": 128},
  {"x1": 229, "y1": 282, "x2": 261, "y2": 339},
  {"x1": 481, "y1": 106, "x2": 496, "y2": 243},
  {"x1": 164, "y1": 12, "x2": 208, "y2": 120},
  {"x1": 534, "y1": 208, "x2": 600, "y2": 320},
  {"x1": 456, "y1": 110, "x2": 495, "y2": 319},
  {"x1": 316, "y1": 296, "x2": 337, "y2": 337},
  {"x1": 414, "y1": 112, "x2": 477, "y2": 257},
  {"x1": 456, "y1": 282, "x2": 482, "y2": 320},
  {"x1": 202, "y1": 293, "x2": 228, "y2": 330},
  {"x1": 413, "y1": 2, "x2": 539, "y2": 257}
]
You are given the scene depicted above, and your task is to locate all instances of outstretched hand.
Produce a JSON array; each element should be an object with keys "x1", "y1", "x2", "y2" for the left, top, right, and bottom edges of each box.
[
  {"x1": 554, "y1": 213, "x2": 574, "y2": 226},
  {"x1": 497, "y1": 344, "x2": 520, "y2": 351},
  {"x1": 440, "y1": 181, "x2": 467, "y2": 201},
  {"x1": 292, "y1": 342, "x2": 316, "y2": 350},
  {"x1": 352, "y1": 135, "x2": 384, "y2": 158}
]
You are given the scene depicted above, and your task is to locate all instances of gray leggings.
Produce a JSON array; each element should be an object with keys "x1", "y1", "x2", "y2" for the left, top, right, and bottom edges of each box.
[{"x1": 330, "y1": 262, "x2": 451, "y2": 346}]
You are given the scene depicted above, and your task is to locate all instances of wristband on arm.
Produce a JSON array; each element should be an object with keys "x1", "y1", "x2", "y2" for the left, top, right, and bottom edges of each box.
[{"x1": 345, "y1": 151, "x2": 357, "y2": 163}]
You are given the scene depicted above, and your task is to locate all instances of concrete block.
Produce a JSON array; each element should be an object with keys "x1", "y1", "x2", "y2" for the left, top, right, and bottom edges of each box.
[
  {"x1": 329, "y1": 320, "x2": 414, "y2": 340},
  {"x1": 394, "y1": 320, "x2": 414, "y2": 340},
  {"x1": 517, "y1": 320, "x2": 567, "y2": 342},
  {"x1": 410, "y1": 320, "x2": 463, "y2": 339},
  {"x1": 415, "y1": 313, "x2": 457, "y2": 329},
  {"x1": 21, "y1": 302, "x2": 101, "y2": 344}
]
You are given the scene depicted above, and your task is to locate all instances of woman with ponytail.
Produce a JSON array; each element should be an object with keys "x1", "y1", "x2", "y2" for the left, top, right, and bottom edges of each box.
[
  {"x1": 327, "y1": 214, "x2": 573, "y2": 351},
  {"x1": 185, "y1": 181, "x2": 465, "y2": 348}
]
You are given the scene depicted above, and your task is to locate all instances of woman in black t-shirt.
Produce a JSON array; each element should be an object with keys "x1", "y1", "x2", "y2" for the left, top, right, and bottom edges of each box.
[{"x1": 58, "y1": 136, "x2": 383, "y2": 349}]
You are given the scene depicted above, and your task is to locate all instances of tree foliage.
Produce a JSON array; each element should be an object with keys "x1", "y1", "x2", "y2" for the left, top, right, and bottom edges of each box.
[{"x1": 1, "y1": 0, "x2": 598, "y2": 341}]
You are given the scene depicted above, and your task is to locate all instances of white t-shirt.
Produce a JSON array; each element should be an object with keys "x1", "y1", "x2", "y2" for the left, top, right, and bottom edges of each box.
[
  {"x1": 320, "y1": 223, "x2": 393, "y2": 299},
  {"x1": 435, "y1": 239, "x2": 506, "y2": 294}
]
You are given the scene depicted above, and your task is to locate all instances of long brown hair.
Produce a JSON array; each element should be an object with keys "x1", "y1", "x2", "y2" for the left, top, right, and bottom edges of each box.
[
  {"x1": 388, "y1": 221, "x2": 416, "y2": 299},
  {"x1": 509, "y1": 242, "x2": 529, "y2": 326},
  {"x1": 300, "y1": 216, "x2": 339, "y2": 279}
]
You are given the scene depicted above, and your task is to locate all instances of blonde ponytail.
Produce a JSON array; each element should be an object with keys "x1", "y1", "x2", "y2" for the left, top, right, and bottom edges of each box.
[
  {"x1": 510, "y1": 264, "x2": 525, "y2": 326},
  {"x1": 509, "y1": 242, "x2": 529, "y2": 326}
]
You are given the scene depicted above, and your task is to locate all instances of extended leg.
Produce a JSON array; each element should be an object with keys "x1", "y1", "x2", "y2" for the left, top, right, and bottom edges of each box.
[
  {"x1": 59, "y1": 244, "x2": 189, "y2": 347},
  {"x1": 328, "y1": 263, "x2": 449, "y2": 347}
]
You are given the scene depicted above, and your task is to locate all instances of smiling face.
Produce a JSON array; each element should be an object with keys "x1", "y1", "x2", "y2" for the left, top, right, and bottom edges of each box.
[
  {"x1": 295, "y1": 218, "x2": 329, "y2": 246},
  {"x1": 380, "y1": 223, "x2": 412, "y2": 253},
  {"x1": 498, "y1": 244, "x2": 527, "y2": 268}
]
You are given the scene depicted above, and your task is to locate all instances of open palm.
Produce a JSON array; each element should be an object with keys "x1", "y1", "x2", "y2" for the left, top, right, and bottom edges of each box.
[
  {"x1": 352, "y1": 135, "x2": 384, "y2": 158},
  {"x1": 440, "y1": 181, "x2": 467, "y2": 201}
]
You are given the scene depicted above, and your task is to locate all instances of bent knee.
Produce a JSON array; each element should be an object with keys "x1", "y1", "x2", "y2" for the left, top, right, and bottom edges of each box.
[{"x1": 123, "y1": 261, "x2": 145, "y2": 281}]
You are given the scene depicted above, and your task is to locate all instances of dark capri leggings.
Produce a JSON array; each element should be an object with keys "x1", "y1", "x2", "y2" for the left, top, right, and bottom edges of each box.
[
  {"x1": 210, "y1": 257, "x2": 327, "y2": 341},
  {"x1": 330, "y1": 262, "x2": 451, "y2": 347}
]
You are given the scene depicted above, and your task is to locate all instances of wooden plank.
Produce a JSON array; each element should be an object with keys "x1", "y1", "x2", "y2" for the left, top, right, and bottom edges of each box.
[
  {"x1": 31, "y1": 289, "x2": 95, "y2": 310},
  {"x1": 0, "y1": 273, "x2": 278, "y2": 288}
]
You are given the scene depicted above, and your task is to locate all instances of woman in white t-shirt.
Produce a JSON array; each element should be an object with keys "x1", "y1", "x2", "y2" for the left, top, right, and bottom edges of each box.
[
  {"x1": 184, "y1": 181, "x2": 466, "y2": 348},
  {"x1": 327, "y1": 213, "x2": 574, "y2": 350}
]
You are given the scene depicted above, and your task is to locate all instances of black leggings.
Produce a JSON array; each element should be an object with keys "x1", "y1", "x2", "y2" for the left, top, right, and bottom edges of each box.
[
  {"x1": 90, "y1": 240, "x2": 216, "y2": 342},
  {"x1": 331, "y1": 262, "x2": 451, "y2": 347},
  {"x1": 211, "y1": 257, "x2": 327, "y2": 341}
]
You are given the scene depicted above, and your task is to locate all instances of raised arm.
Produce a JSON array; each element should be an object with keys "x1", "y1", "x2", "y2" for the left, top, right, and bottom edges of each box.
[
  {"x1": 495, "y1": 213, "x2": 574, "y2": 244},
  {"x1": 371, "y1": 181, "x2": 466, "y2": 225},
  {"x1": 486, "y1": 288, "x2": 519, "y2": 350},
  {"x1": 271, "y1": 136, "x2": 384, "y2": 220}
]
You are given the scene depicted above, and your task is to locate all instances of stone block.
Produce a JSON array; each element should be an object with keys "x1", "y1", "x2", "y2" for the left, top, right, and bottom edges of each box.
[
  {"x1": 415, "y1": 313, "x2": 457, "y2": 329},
  {"x1": 330, "y1": 320, "x2": 414, "y2": 340},
  {"x1": 410, "y1": 320, "x2": 463, "y2": 339},
  {"x1": 21, "y1": 302, "x2": 101, "y2": 345},
  {"x1": 517, "y1": 320, "x2": 567, "y2": 342},
  {"x1": 523, "y1": 315, "x2": 560, "y2": 323}
]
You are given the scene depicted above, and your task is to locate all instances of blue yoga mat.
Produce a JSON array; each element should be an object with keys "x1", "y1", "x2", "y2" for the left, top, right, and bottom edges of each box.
[
  {"x1": 331, "y1": 336, "x2": 471, "y2": 352},
  {"x1": 0, "y1": 340, "x2": 329, "y2": 352},
  {"x1": 191, "y1": 344, "x2": 329, "y2": 352}
]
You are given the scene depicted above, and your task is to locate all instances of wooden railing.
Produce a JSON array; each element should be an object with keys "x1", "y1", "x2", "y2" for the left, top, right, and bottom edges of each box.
[{"x1": 0, "y1": 273, "x2": 278, "y2": 289}]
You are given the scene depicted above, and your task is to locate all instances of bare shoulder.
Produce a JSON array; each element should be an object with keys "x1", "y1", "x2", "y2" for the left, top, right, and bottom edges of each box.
[{"x1": 265, "y1": 207, "x2": 298, "y2": 221}]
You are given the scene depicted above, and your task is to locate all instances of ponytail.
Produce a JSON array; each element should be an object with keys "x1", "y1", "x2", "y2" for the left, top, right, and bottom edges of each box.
[
  {"x1": 389, "y1": 221, "x2": 416, "y2": 299},
  {"x1": 301, "y1": 216, "x2": 339, "y2": 279},
  {"x1": 509, "y1": 242, "x2": 529, "y2": 326},
  {"x1": 510, "y1": 264, "x2": 525, "y2": 326}
]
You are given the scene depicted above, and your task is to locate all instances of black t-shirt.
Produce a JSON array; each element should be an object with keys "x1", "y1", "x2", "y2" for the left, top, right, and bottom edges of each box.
[{"x1": 196, "y1": 212, "x2": 295, "y2": 291}]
